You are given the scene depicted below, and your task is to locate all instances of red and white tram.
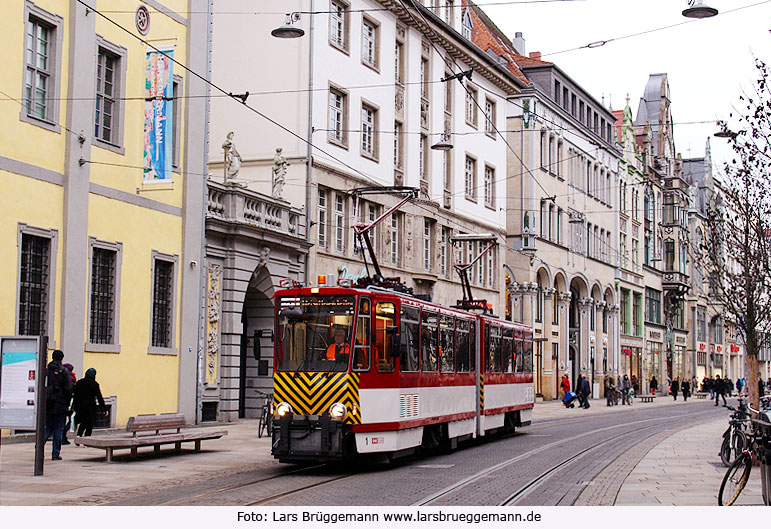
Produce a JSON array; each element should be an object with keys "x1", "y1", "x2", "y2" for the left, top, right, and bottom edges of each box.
[{"x1": 271, "y1": 282, "x2": 534, "y2": 463}]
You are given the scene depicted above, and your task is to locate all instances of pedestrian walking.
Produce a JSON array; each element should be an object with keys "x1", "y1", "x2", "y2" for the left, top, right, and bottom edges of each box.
[
  {"x1": 714, "y1": 374, "x2": 727, "y2": 406},
  {"x1": 45, "y1": 350, "x2": 73, "y2": 460},
  {"x1": 707, "y1": 377, "x2": 715, "y2": 399},
  {"x1": 650, "y1": 376, "x2": 658, "y2": 396},
  {"x1": 736, "y1": 377, "x2": 744, "y2": 395},
  {"x1": 561, "y1": 373, "x2": 571, "y2": 397},
  {"x1": 681, "y1": 379, "x2": 690, "y2": 401},
  {"x1": 72, "y1": 368, "x2": 107, "y2": 438},
  {"x1": 631, "y1": 374, "x2": 639, "y2": 395},
  {"x1": 61, "y1": 363, "x2": 76, "y2": 445},
  {"x1": 579, "y1": 375, "x2": 591, "y2": 409},
  {"x1": 727, "y1": 379, "x2": 735, "y2": 397},
  {"x1": 759, "y1": 378, "x2": 765, "y2": 398},
  {"x1": 671, "y1": 378, "x2": 680, "y2": 401},
  {"x1": 691, "y1": 376, "x2": 697, "y2": 396},
  {"x1": 621, "y1": 375, "x2": 632, "y2": 405}
]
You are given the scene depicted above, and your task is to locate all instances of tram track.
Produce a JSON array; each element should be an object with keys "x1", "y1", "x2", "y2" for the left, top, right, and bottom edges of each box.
[{"x1": 414, "y1": 408, "x2": 717, "y2": 506}]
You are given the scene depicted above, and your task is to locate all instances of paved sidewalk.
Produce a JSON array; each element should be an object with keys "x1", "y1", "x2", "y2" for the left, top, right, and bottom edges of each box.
[
  {"x1": 0, "y1": 395, "x2": 753, "y2": 506},
  {"x1": 616, "y1": 416, "x2": 764, "y2": 505},
  {"x1": 0, "y1": 422, "x2": 276, "y2": 506}
]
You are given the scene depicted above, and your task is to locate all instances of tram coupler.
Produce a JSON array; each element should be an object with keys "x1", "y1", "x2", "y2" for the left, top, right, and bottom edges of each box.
[{"x1": 272, "y1": 414, "x2": 345, "y2": 462}]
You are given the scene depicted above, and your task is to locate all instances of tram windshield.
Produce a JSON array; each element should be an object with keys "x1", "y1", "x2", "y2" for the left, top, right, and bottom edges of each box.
[{"x1": 276, "y1": 295, "x2": 356, "y2": 372}]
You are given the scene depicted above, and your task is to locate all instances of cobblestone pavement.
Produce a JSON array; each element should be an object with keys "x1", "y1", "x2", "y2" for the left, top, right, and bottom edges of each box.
[
  {"x1": 0, "y1": 395, "x2": 758, "y2": 506},
  {"x1": 615, "y1": 416, "x2": 764, "y2": 506}
]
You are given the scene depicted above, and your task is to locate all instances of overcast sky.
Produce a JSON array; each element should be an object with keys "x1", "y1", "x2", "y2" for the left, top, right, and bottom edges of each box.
[{"x1": 478, "y1": 0, "x2": 771, "y2": 173}]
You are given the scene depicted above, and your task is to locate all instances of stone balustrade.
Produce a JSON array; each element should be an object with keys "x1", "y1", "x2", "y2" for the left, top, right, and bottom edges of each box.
[{"x1": 206, "y1": 180, "x2": 305, "y2": 239}]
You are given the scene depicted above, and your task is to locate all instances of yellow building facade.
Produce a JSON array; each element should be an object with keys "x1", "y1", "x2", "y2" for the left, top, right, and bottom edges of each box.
[{"x1": 0, "y1": 0, "x2": 210, "y2": 427}]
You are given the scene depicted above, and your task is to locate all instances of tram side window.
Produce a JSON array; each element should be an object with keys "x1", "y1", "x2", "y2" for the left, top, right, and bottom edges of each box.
[
  {"x1": 487, "y1": 324, "x2": 502, "y2": 373},
  {"x1": 421, "y1": 311, "x2": 439, "y2": 372},
  {"x1": 514, "y1": 330, "x2": 523, "y2": 373},
  {"x1": 353, "y1": 297, "x2": 372, "y2": 371},
  {"x1": 523, "y1": 332, "x2": 534, "y2": 374},
  {"x1": 400, "y1": 306, "x2": 420, "y2": 372},
  {"x1": 440, "y1": 315, "x2": 455, "y2": 373},
  {"x1": 456, "y1": 319, "x2": 470, "y2": 372},
  {"x1": 469, "y1": 321, "x2": 476, "y2": 372},
  {"x1": 375, "y1": 302, "x2": 396, "y2": 372},
  {"x1": 502, "y1": 327, "x2": 514, "y2": 373}
]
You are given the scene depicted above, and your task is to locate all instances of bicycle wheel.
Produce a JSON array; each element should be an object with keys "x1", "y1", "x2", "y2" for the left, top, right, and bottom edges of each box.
[
  {"x1": 720, "y1": 431, "x2": 747, "y2": 467},
  {"x1": 718, "y1": 455, "x2": 752, "y2": 506},
  {"x1": 258, "y1": 406, "x2": 268, "y2": 439}
]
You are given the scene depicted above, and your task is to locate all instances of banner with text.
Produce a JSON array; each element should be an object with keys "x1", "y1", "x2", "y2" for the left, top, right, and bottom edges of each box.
[{"x1": 144, "y1": 48, "x2": 174, "y2": 183}]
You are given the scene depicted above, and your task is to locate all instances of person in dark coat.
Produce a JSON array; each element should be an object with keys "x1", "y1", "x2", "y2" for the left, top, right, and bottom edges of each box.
[
  {"x1": 650, "y1": 376, "x2": 659, "y2": 396},
  {"x1": 45, "y1": 350, "x2": 73, "y2": 460},
  {"x1": 714, "y1": 374, "x2": 727, "y2": 406},
  {"x1": 671, "y1": 378, "x2": 680, "y2": 401},
  {"x1": 579, "y1": 375, "x2": 591, "y2": 409},
  {"x1": 758, "y1": 378, "x2": 765, "y2": 398},
  {"x1": 61, "y1": 363, "x2": 77, "y2": 445},
  {"x1": 681, "y1": 379, "x2": 690, "y2": 401},
  {"x1": 72, "y1": 368, "x2": 106, "y2": 438}
]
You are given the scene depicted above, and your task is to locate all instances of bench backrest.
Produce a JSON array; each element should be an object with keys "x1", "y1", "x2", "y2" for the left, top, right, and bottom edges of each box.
[{"x1": 126, "y1": 413, "x2": 186, "y2": 433}]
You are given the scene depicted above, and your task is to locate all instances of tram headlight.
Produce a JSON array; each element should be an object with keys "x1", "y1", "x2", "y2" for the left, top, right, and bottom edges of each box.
[
  {"x1": 329, "y1": 402, "x2": 347, "y2": 419},
  {"x1": 275, "y1": 402, "x2": 293, "y2": 417}
]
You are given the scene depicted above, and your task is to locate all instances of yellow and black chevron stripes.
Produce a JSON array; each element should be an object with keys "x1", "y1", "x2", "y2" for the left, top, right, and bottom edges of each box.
[
  {"x1": 274, "y1": 371, "x2": 361, "y2": 424},
  {"x1": 479, "y1": 374, "x2": 485, "y2": 411}
]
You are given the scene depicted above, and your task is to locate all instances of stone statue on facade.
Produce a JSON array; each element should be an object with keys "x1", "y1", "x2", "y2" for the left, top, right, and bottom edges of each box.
[
  {"x1": 272, "y1": 147, "x2": 288, "y2": 199},
  {"x1": 222, "y1": 131, "x2": 242, "y2": 182}
]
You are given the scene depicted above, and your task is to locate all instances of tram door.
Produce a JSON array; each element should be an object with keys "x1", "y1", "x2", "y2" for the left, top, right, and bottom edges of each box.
[{"x1": 534, "y1": 342, "x2": 543, "y2": 396}]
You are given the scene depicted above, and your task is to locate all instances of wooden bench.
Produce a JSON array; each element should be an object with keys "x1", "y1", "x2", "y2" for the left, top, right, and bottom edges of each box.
[
  {"x1": 695, "y1": 392, "x2": 708, "y2": 399},
  {"x1": 75, "y1": 413, "x2": 227, "y2": 462},
  {"x1": 638, "y1": 394, "x2": 655, "y2": 403}
]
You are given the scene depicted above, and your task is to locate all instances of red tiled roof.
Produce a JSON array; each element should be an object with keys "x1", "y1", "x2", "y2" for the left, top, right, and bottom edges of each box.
[{"x1": 463, "y1": 0, "x2": 531, "y2": 86}]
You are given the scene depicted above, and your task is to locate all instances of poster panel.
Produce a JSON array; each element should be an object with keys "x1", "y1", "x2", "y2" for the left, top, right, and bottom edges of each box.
[
  {"x1": 0, "y1": 337, "x2": 40, "y2": 429},
  {"x1": 143, "y1": 48, "x2": 174, "y2": 183}
]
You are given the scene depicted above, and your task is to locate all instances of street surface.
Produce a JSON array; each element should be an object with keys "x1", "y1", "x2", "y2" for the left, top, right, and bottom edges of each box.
[{"x1": 107, "y1": 401, "x2": 724, "y2": 506}]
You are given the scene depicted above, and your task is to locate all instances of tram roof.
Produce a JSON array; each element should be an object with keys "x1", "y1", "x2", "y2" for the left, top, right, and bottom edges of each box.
[{"x1": 274, "y1": 286, "x2": 532, "y2": 331}]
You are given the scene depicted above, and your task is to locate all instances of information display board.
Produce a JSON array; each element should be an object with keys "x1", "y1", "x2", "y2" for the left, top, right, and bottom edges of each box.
[{"x1": 0, "y1": 337, "x2": 41, "y2": 429}]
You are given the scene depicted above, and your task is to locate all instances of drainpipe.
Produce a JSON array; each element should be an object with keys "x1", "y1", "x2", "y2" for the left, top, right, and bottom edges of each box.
[
  {"x1": 304, "y1": 0, "x2": 315, "y2": 286},
  {"x1": 196, "y1": 0, "x2": 214, "y2": 425}
]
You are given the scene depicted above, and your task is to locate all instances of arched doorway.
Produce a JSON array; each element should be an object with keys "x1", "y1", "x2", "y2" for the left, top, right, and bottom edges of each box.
[{"x1": 239, "y1": 266, "x2": 276, "y2": 419}]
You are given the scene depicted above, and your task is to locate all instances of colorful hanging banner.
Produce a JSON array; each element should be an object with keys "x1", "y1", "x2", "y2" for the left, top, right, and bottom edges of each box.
[{"x1": 144, "y1": 48, "x2": 174, "y2": 182}]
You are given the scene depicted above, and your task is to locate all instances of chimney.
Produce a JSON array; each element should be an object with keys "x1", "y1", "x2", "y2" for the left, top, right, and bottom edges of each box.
[
  {"x1": 529, "y1": 51, "x2": 541, "y2": 61},
  {"x1": 512, "y1": 31, "x2": 526, "y2": 56}
]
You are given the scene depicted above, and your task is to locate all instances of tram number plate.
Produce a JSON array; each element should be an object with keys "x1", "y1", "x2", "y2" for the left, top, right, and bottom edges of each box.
[
  {"x1": 366, "y1": 436, "x2": 384, "y2": 445},
  {"x1": 525, "y1": 387, "x2": 534, "y2": 402}
]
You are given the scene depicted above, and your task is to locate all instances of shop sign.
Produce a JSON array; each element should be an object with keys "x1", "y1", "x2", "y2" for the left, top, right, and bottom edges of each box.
[
  {"x1": 648, "y1": 330, "x2": 662, "y2": 340},
  {"x1": 676, "y1": 336, "x2": 687, "y2": 345},
  {"x1": 338, "y1": 265, "x2": 367, "y2": 282},
  {"x1": 699, "y1": 343, "x2": 706, "y2": 351}
]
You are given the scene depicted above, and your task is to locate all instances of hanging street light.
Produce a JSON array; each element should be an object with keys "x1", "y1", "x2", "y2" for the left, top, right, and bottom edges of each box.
[
  {"x1": 682, "y1": 0, "x2": 718, "y2": 19},
  {"x1": 431, "y1": 132, "x2": 453, "y2": 151},
  {"x1": 271, "y1": 12, "x2": 304, "y2": 38}
]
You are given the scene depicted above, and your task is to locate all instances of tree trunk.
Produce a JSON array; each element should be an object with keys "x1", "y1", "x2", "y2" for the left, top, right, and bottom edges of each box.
[{"x1": 747, "y1": 353, "x2": 760, "y2": 412}]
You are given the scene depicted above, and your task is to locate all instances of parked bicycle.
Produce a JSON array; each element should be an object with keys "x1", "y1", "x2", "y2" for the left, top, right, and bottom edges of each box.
[
  {"x1": 255, "y1": 389, "x2": 274, "y2": 439},
  {"x1": 718, "y1": 398, "x2": 771, "y2": 506},
  {"x1": 720, "y1": 398, "x2": 751, "y2": 467}
]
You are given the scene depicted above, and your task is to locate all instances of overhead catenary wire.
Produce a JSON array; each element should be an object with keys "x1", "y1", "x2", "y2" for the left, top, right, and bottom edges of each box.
[
  {"x1": 100, "y1": 0, "x2": 586, "y2": 16},
  {"x1": 540, "y1": 0, "x2": 771, "y2": 58}
]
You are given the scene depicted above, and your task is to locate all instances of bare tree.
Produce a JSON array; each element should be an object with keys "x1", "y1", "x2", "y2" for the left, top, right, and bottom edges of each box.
[{"x1": 706, "y1": 58, "x2": 771, "y2": 410}]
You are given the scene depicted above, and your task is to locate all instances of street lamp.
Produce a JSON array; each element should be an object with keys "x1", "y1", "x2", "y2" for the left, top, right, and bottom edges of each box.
[
  {"x1": 271, "y1": 12, "x2": 304, "y2": 38},
  {"x1": 682, "y1": 0, "x2": 718, "y2": 19},
  {"x1": 431, "y1": 132, "x2": 453, "y2": 151}
]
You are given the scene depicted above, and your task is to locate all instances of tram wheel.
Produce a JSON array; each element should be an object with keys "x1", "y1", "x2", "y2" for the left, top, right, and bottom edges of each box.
[{"x1": 420, "y1": 424, "x2": 442, "y2": 453}]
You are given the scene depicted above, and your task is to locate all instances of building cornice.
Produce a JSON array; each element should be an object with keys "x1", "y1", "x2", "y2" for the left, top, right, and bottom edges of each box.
[{"x1": 377, "y1": 1, "x2": 524, "y2": 94}]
